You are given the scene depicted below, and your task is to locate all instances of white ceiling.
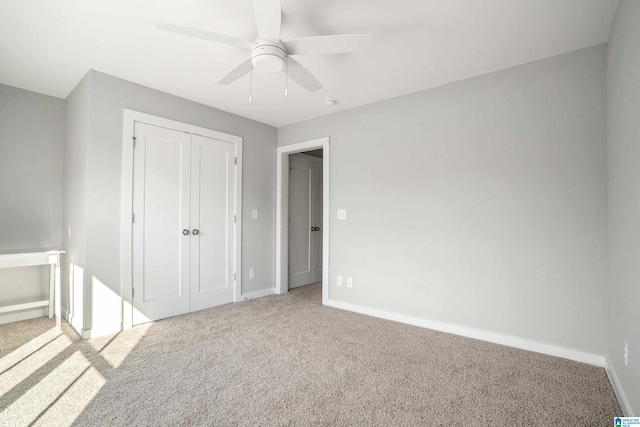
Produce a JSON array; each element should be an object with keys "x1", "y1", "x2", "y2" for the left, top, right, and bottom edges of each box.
[{"x1": 0, "y1": 0, "x2": 619, "y2": 127}]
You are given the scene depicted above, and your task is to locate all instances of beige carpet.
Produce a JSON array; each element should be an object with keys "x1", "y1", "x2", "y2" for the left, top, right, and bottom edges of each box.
[{"x1": 0, "y1": 283, "x2": 621, "y2": 426}]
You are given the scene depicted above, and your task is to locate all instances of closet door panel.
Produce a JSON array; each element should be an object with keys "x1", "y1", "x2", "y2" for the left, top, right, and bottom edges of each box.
[
  {"x1": 190, "y1": 134, "x2": 235, "y2": 311},
  {"x1": 132, "y1": 122, "x2": 191, "y2": 325}
]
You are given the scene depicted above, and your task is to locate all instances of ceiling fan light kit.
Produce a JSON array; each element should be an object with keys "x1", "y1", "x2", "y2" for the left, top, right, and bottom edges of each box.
[
  {"x1": 157, "y1": 0, "x2": 372, "y2": 97},
  {"x1": 252, "y1": 40, "x2": 286, "y2": 72}
]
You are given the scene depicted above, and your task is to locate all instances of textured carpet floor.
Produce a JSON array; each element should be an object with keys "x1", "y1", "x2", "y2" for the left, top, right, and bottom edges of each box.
[{"x1": 0, "y1": 283, "x2": 621, "y2": 426}]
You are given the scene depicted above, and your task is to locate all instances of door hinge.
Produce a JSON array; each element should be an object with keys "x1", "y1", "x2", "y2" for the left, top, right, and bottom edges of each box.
[
  {"x1": 234, "y1": 214, "x2": 236, "y2": 223},
  {"x1": 132, "y1": 136, "x2": 137, "y2": 147},
  {"x1": 234, "y1": 273, "x2": 236, "y2": 280},
  {"x1": 132, "y1": 213, "x2": 135, "y2": 223},
  {"x1": 132, "y1": 288, "x2": 135, "y2": 298},
  {"x1": 234, "y1": 157, "x2": 237, "y2": 165}
]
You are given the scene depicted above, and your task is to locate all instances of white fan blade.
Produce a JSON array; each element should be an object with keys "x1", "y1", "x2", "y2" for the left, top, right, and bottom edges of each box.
[
  {"x1": 157, "y1": 22, "x2": 254, "y2": 50},
  {"x1": 253, "y1": 0, "x2": 281, "y2": 42},
  {"x1": 286, "y1": 57, "x2": 322, "y2": 92},
  {"x1": 283, "y1": 34, "x2": 373, "y2": 55},
  {"x1": 217, "y1": 57, "x2": 253, "y2": 85}
]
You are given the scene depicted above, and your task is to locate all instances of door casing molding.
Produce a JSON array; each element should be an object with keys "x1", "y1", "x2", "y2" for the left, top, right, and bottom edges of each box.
[
  {"x1": 121, "y1": 109, "x2": 243, "y2": 330},
  {"x1": 276, "y1": 137, "x2": 330, "y2": 304}
]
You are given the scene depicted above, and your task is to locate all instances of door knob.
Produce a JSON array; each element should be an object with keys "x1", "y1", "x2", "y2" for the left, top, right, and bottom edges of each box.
[
  {"x1": 183, "y1": 229, "x2": 190, "y2": 235},
  {"x1": 192, "y1": 229, "x2": 200, "y2": 235}
]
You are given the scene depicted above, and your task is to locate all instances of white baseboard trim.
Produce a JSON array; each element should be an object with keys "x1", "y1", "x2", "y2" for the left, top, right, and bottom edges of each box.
[
  {"x1": 240, "y1": 288, "x2": 276, "y2": 300},
  {"x1": 0, "y1": 307, "x2": 48, "y2": 325},
  {"x1": 604, "y1": 356, "x2": 633, "y2": 416},
  {"x1": 324, "y1": 298, "x2": 606, "y2": 367},
  {"x1": 66, "y1": 310, "x2": 121, "y2": 340},
  {"x1": 80, "y1": 323, "x2": 122, "y2": 340},
  {"x1": 65, "y1": 311, "x2": 84, "y2": 339}
]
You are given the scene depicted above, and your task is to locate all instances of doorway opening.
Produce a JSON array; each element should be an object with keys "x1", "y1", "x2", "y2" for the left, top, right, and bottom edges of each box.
[
  {"x1": 288, "y1": 149, "x2": 323, "y2": 292},
  {"x1": 275, "y1": 138, "x2": 329, "y2": 304}
]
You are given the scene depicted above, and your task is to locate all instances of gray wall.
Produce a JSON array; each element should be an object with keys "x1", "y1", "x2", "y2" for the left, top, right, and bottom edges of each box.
[
  {"x1": 606, "y1": 0, "x2": 640, "y2": 415},
  {"x1": 63, "y1": 73, "x2": 91, "y2": 331},
  {"x1": 0, "y1": 84, "x2": 64, "y2": 323},
  {"x1": 278, "y1": 45, "x2": 608, "y2": 355},
  {"x1": 63, "y1": 70, "x2": 277, "y2": 334}
]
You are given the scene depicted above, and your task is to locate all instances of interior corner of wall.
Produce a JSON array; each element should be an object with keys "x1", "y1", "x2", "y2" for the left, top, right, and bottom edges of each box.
[{"x1": 604, "y1": 355, "x2": 634, "y2": 416}]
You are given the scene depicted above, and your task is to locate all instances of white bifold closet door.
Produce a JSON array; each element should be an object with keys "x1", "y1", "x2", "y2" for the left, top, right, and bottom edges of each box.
[
  {"x1": 132, "y1": 123, "x2": 235, "y2": 325},
  {"x1": 288, "y1": 154, "x2": 323, "y2": 288}
]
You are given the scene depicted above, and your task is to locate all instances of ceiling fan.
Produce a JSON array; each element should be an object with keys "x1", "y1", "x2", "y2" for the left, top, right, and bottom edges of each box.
[{"x1": 157, "y1": 0, "x2": 373, "y2": 93}]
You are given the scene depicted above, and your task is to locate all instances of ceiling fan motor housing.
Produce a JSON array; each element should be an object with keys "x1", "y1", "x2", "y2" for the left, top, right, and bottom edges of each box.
[{"x1": 252, "y1": 39, "x2": 287, "y2": 72}]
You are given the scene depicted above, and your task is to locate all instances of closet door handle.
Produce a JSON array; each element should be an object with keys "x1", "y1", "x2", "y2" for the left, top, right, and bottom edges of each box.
[
  {"x1": 183, "y1": 229, "x2": 190, "y2": 235},
  {"x1": 192, "y1": 229, "x2": 200, "y2": 235}
]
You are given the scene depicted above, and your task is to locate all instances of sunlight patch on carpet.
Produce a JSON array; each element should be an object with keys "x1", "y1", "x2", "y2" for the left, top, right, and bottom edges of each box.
[
  {"x1": 0, "y1": 351, "x2": 93, "y2": 425},
  {"x1": 99, "y1": 322, "x2": 152, "y2": 369},
  {"x1": 0, "y1": 328, "x2": 62, "y2": 374},
  {"x1": 0, "y1": 334, "x2": 72, "y2": 398},
  {"x1": 33, "y1": 365, "x2": 106, "y2": 427}
]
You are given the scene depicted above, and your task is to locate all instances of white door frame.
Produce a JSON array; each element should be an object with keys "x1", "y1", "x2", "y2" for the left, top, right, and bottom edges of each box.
[
  {"x1": 276, "y1": 137, "x2": 329, "y2": 304},
  {"x1": 121, "y1": 109, "x2": 243, "y2": 330}
]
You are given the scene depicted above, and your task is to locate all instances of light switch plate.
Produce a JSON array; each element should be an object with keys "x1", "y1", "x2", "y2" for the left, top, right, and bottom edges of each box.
[
  {"x1": 347, "y1": 277, "x2": 353, "y2": 288},
  {"x1": 337, "y1": 275, "x2": 343, "y2": 286},
  {"x1": 251, "y1": 209, "x2": 258, "y2": 219},
  {"x1": 249, "y1": 268, "x2": 255, "y2": 279},
  {"x1": 337, "y1": 209, "x2": 347, "y2": 220}
]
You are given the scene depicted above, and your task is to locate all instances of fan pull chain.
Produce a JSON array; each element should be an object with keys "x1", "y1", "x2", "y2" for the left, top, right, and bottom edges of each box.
[
  {"x1": 249, "y1": 62, "x2": 253, "y2": 103},
  {"x1": 285, "y1": 57, "x2": 289, "y2": 97}
]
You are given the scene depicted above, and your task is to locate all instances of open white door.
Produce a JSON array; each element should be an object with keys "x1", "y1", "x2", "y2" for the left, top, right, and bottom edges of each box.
[
  {"x1": 275, "y1": 137, "x2": 329, "y2": 301},
  {"x1": 288, "y1": 154, "x2": 322, "y2": 288}
]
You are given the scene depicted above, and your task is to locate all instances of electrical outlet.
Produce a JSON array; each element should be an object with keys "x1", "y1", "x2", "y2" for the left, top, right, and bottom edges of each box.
[
  {"x1": 251, "y1": 209, "x2": 258, "y2": 219},
  {"x1": 347, "y1": 277, "x2": 353, "y2": 288},
  {"x1": 337, "y1": 209, "x2": 347, "y2": 220},
  {"x1": 337, "y1": 275, "x2": 343, "y2": 286},
  {"x1": 624, "y1": 340, "x2": 629, "y2": 366},
  {"x1": 249, "y1": 268, "x2": 255, "y2": 279}
]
